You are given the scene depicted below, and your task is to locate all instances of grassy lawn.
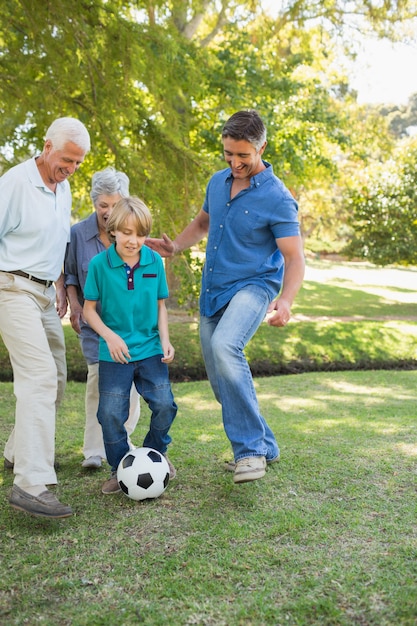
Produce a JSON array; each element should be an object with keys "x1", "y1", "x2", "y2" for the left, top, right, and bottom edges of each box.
[
  {"x1": 1, "y1": 370, "x2": 416, "y2": 625},
  {"x1": 1, "y1": 260, "x2": 416, "y2": 625}
]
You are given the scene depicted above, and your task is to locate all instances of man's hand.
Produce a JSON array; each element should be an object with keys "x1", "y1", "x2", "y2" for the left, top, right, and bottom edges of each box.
[
  {"x1": 265, "y1": 298, "x2": 292, "y2": 327},
  {"x1": 55, "y1": 281, "x2": 68, "y2": 319},
  {"x1": 146, "y1": 233, "x2": 176, "y2": 258}
]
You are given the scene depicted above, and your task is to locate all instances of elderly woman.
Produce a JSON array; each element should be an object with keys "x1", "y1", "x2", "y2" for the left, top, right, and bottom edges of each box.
[{"x1": 64, "y1": 167, "x2": 140, "y2": 470}]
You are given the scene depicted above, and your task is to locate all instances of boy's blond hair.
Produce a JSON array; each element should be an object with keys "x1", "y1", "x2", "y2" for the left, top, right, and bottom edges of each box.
[{"x1": 107, "y1": 196, "x2": 152, "y2": 242}]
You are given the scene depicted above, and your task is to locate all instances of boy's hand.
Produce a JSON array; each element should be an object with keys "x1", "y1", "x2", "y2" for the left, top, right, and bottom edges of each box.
[
  {"x1": 105, "y1": 332, "x2": 131, "y2": 363},
  {"x1": 161, "y1": 342, "x2": 175, "y2": 364}
]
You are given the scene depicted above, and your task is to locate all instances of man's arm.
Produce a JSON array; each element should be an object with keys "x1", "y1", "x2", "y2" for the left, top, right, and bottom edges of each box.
[
  {"x1": 146, "y1": 209, "x2": 210, "y2": 257},
  {"x1": 267, "y1": 235, "x2": 305, "y2": 327}
]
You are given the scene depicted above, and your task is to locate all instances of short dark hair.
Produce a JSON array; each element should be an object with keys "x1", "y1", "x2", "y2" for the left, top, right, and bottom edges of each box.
[{"x1": 221, "y1": 110, "x2": 267, "y2": 150}]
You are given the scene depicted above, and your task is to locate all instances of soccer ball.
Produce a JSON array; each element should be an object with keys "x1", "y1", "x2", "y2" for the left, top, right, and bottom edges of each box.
[{"x1": 117, "y1": 447, "x2": 170, "y2": 501}]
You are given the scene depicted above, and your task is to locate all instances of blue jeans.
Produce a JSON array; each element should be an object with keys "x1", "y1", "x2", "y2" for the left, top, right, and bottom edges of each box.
[
  {"x1": 98, "y1": 355, "x2": 177, "y2": 473},
  {"x1": 200, "y1": 285, "x2": 280, "y2": 463}
]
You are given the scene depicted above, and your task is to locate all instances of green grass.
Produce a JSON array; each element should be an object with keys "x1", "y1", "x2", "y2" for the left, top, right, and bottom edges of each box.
[
  {"x1": 1, "y1": 261, "x2": 417, "y2": 624},
  {"x1": 1, "y1": 370, "x2": 417, "y2": 625}
]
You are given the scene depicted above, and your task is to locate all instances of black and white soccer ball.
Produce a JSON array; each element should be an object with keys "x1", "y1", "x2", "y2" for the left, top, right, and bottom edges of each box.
[{"x1": 117, "y1": 447, "x2": 170, "y2": 501}]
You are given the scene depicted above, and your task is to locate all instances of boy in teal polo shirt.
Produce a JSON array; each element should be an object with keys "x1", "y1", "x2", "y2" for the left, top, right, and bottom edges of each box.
[{"x1": 83, "y1": 196, "x2": 178, "y2": 495}]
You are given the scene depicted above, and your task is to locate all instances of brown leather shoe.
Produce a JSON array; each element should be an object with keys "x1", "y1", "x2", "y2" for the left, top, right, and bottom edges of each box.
[
  {"x1": 102, "y1": 475, "x2": 121, "y2": 495},
  {"x1": 9, "y1": 485, "x2": 72, "y2": 518}
]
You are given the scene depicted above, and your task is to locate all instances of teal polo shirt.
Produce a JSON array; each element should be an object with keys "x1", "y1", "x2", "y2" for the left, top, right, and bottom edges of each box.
[{"x1": 84, "y1": 243, "x2": 169, "y2": 362}]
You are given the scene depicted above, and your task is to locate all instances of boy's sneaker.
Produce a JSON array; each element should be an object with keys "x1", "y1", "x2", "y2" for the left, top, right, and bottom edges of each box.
[
  {"x1": 233, "y1": 456, "x2": 266, "y2": 483},
  {"x1": 164, "y1": 455, "x2": 176, "y2": 479},
  {"x1": 102, "y1": 474, "x2": 121, "y2": 495}
]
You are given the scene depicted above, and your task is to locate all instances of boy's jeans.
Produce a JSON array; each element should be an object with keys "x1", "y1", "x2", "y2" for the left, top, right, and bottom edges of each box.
[
  {"x1": 98, "y1": 355, "x2": 177, "y2": 473},
  {"x1": 200, "y1": 284, "x2": 280, "y2": 463}
]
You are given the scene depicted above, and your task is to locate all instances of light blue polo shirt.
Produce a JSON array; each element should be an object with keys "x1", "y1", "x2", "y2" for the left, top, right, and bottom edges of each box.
[
  {"x1": 200, "y1": 161, "x2": 300, "y2": 317},
  {"x1": 84, "y1": 243, "x2": 169, "y2": 362}
]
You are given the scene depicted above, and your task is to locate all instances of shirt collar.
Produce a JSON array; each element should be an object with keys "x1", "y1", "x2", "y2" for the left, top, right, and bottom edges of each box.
[
  {"x1": 83, "y1": 212, "x2": 101, "y2": 241},
  {"x1": 107, "y1": 243, "x2": 155, "y2": 268}
]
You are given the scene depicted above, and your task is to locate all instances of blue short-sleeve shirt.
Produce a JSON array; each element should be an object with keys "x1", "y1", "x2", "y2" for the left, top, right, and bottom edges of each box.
[
  {"x1": 200, "y1": 161, "x2": 300, "y2": 316},
  {"x1": 84, "y1": 243, "x2": 169, "y2": 362}
]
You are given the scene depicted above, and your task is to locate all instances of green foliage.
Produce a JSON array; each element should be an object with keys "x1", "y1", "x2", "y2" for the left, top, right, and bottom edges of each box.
[
  {"x1": 345, "y1": 139, "x2": 417, "y2": 265},
  {"x1": 0, "y1": 0, "x2": 416, "y2": 280}
]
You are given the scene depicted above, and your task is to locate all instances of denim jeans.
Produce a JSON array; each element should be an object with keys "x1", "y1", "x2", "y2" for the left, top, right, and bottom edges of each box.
[
  {"x1": 200, "y1": 284, "x2": 280, "y2": 463},
  {"x1": 98, "y1": 355, "x2": 177, "y2": 473}
]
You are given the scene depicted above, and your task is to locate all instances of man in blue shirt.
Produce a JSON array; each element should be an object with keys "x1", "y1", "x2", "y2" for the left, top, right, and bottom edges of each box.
[{"x1": 147, "y1": 110, "x2": 305, "y2": 484}]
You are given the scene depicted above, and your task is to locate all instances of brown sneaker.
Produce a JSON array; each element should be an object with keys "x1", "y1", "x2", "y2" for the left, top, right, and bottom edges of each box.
[
  {"x1": 9, "y1": 485, "x2": 72, "y2": 519},
  {"x1": 102, "y1": 475, "x2": 121, "y2": 495},
  {"x1": 233, "y1": 456, "x2": 266, "y2": 484},
  {"x1": 163, "y1": 455, "x2": 176, "y2": 479}
]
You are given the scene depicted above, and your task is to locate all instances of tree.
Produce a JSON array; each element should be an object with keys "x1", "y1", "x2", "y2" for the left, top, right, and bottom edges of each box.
[
  {"x1": 344, "y1": 137, "x2": 417, "y2": 265},
  {"x1": 0, "y1": 0, "x2": 415, "y2": 292}
]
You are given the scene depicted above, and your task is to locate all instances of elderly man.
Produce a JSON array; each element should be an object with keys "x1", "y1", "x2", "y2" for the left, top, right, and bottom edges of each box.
[{"x1": 0, "y1": 117, "x2": 90, "y2": 519}]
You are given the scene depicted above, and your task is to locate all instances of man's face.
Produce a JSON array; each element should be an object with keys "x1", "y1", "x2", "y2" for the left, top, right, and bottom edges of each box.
[
  {"x1": 222, "y1": 137, "x2": 266, "y2": 180},
  {"x1": 43, "y1": 140, "x2": 86, "y2": 184}
]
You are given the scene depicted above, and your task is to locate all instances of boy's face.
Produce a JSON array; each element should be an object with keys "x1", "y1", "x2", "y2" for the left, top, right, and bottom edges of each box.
[{"x1": 112, "y1": 214, "x2": 147, "y2": 264}]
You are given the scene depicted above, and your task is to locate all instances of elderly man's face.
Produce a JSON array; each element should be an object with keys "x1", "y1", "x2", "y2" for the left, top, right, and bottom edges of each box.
[{"x1": 43, "y1": 140, "x2": 86, "y2": 184}]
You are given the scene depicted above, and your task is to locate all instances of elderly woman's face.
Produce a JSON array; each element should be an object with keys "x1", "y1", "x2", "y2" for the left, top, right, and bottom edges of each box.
[{"x1": 95, "y1": 193, "x2": 122, "y2": 232}]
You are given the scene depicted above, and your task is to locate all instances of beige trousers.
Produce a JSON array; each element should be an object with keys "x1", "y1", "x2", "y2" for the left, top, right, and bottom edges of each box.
[
  {"x1": 0, "y1": 272, "x2": 66, "y2": 489},
  {"x1": 84, "y1": 362, "x2": 140, "y2": 459}
]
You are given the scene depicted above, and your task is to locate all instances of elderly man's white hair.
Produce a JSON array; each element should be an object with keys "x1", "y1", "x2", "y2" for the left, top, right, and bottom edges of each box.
[{"x1": 45, "y1": 117, "x2": 91, "y2": 153}]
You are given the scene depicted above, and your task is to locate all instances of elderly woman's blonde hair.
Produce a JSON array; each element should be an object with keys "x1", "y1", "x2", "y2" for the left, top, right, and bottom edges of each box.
[{"x1": 106, "y1": 196, "x2": 152, "y2": 242}]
